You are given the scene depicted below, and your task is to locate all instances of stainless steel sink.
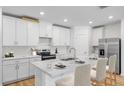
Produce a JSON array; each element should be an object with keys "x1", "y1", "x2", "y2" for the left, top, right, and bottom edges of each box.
[{"x1": 60, "y1": 58, "x2": 75, "y2": 61}]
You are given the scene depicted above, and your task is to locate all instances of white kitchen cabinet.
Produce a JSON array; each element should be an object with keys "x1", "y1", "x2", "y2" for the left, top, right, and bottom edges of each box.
[
  {"x1": 52, "y1": 26, "x2": 60, "y2": 46},
  {"x1": 92, "y1": 27, "x2": 103, "y2": 46},
  {"x1": 29, "y1": 57, "x2": 41, "y2": 76},
  {"x1": 52, "y1": 26, "x2": 70, "y2": 46},
  {"x1": 39, "y1": 21, "x2": 53, "y2": 38},
  {"x1": 3, "y1": 16, "x2": 16, "y2": 46},
  {"x1": 2, "y1": 58, "x2": 30, "y2": 83},
  {"x1": 65, "y1": 28, "x2": 70, "y2": 46},
  {"x1": 2, "y1": 64, "x2": 17, "y2": 83},
  {"x1": 16, "y1": 19, "x2": 28, "y2": 46},
  {"x1": 27, "y1": 22, "x2": 39, "y2": 46},
  {"x1": 18, "y1": 62, "x2": 29, "y2": 79}
]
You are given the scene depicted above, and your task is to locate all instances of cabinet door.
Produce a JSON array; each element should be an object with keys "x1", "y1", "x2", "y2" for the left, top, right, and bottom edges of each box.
[
  {"x1": 29, "y1": 57, "x2": 41, "y2": 76},
  {"x1": 92, "y1": 27, "x2": 103, "y2": 46},
  {"x1": 2, "y1": 64, "x2": 17, "y2": 83},
  {"x1": 52, "y1": 26, "x2": 60, "y2": 46},
  {"x1": 59, "y1": 28, "x2": 65, "y2": 46},
  {"x1": 65, "y1": 29, "x2": 70, "y2": 46},
  {"x1": 28, "y1": 22, "x2": 39, "y2": 46},
  {"x1": 39, "y1": 21, "x2": 52, "y2": 38},
  {"x1": 16, "y1": 19, "x2": 27, "y2": 46},
  {"x1": 46, "y1": 23, "x2": 53, "y2": 38},
  {"x1": 39, "y1": 21, "x2": 46, "y2": 37},
  {"x1": 3, "y1": 16, "x2": 16, "y2": 46},
  {"x1": 18, "y1": 62, "x2": 29, "y2": 79}
]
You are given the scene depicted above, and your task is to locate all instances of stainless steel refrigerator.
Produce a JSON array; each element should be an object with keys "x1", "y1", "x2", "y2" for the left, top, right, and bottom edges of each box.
[{"x1": 98, "y1": 38, "x2": 121, "y2": 74}]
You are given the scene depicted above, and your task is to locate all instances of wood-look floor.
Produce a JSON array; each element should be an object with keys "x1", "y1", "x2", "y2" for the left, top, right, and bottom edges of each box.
[{"x1": 5, "y1": 75, "x2": 124, "y2": 86}]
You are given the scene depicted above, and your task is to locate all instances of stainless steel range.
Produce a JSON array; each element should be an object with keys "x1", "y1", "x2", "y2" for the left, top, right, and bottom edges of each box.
[
  {"x1": 98, "y1": 38, "x2": 121, "y2": 74},
  {"x1": 37, "y1": 49, "x2": 56, "y2": 60}
]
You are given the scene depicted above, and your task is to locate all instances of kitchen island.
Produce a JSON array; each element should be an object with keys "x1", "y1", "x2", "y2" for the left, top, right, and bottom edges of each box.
[{"x1": 32, "y1": 59, "x2": 97, "y2": 86}]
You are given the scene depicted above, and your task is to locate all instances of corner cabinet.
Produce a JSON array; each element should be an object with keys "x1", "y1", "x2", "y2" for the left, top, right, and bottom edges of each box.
[
  {"x1": 52, "y1": 26, "x2": 70, "y2": 46},
  {"x1": 27, "y1": 22, "x2": 39, "y2": 46},
  {"x1": 39, "y1": 21, "x2": 53, "y2": 38}
]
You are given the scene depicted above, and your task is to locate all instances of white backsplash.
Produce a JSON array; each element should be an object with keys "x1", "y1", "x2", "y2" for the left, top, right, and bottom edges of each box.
[
  {"x1": 3, "y1": 46, "x2": 69, "y2": 57},
  {"x1": 2, "y1": 46, "x2": 33, "y2": 57}
]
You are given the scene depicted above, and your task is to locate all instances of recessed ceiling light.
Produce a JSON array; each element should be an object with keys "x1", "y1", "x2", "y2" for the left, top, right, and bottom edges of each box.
[
  {"x1": 40, "y1": 12, "x2": 45, "y2": 15},
  {"x1": 108, "y1": 16, "x2": 114, "y2": 19},
  {"x1": 64, "y1": 19, "x2": 68, "y2": 22},
  {"x1": 89, "y1": 21, "x2": 93, "y2": 24}
]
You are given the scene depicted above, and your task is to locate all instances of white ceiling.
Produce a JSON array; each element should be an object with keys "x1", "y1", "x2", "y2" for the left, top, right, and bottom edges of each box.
[{"x1": 2, "y1": 6, "x2": 124, "y2": 27}]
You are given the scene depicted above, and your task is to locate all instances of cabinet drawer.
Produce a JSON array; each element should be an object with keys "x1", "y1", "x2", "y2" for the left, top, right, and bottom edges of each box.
[
  {"x1": 3, "y1": 58, "x2": 29, "y2": 65},
  {"x1": 3, "y1": 60, "x2": 17, "y2": 65},
  {"x1": 17, "y1": 59, "x2": 29, "y2": 64}
]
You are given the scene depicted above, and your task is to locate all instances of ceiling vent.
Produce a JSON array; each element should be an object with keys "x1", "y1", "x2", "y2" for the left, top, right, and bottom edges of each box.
[{"x1": 99, "y1": 6, "x2": 109, "y2": 9}]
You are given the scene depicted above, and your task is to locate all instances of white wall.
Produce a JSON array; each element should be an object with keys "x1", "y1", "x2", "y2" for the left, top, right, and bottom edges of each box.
[
  {"x1": 121, "y1": 20, "x2": 124, "y2": 76},
  {"x1": 0, "y1": 8, "x2": 2, "y2": 85},
  {"x1": 103, "y1": 22, "x2": 121, "y2": 38},
  {"x1": 72, "y1": 26, "x2": 91, "y2": 60}
]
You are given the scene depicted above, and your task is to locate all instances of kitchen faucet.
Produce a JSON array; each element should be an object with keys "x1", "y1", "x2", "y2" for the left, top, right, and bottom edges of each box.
[{"x1": 69, "y1": 47, "x2": 76, "y2": 59}]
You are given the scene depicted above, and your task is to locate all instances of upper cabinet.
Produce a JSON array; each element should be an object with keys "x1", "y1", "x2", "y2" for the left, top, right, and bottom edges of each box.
[
  {"x1": 3, "y1": 15, "x2": 39, "y2": 46},
  {"x1": 3, "y1": 16, "x2": 16, "y2": 46},
  {"x1": 91, "y1": 27, "x2": 104, "y2": 46},
  {"x1": 52, "y1": 26, "x2": 70, "y2": 46},
  {"x1": 39, "y1": 21, "x2": 53, "y2": 38},
  {"x1": 27, "y1": 22, "x2": 39, "y2": 46},
  {"x1": 16, "y1": 19, "x2": 28, "y2": 46}
]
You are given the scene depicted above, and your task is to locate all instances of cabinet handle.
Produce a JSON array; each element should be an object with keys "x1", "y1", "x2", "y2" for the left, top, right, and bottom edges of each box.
[
  {"x1": 16, "y1": 64, "x2": 19, "y2": 70},
  {"x1": 15, "y1": 65, "x2": 18, "y2": 70}
]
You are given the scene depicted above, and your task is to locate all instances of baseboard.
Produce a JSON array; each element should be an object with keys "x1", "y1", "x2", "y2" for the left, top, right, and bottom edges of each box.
[{"x1": 3, "y1": 76, "x2": 34, "y2": 86}]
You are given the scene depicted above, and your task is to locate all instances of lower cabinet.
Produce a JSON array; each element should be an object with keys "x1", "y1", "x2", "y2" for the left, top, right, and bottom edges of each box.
[
  {"x1": 2, "y1": 59, "x2": 29, "y2": 84},
  {"x1": 18, "y1": 62, "x2": 29, "y2": 79},
  {"x1": 29, "y1": 57, "x2": 41, "y2": 76},
  {"x1": 2, "y1": 57, "x2": 41, "y2": 84},
  {"x1": 3, "y1": 64, "x2": 17, "y2": 83}
]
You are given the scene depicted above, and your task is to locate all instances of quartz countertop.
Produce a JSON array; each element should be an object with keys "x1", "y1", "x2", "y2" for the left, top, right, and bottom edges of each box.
[
  {"x1": 2, "y1": 55, "x2": 41, "y2": 61},
  {"x1": 32, "y1": 59, "x2": 95, "y2": 78}
]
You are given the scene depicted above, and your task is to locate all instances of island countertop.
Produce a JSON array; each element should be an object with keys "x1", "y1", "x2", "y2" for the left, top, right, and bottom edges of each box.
[{"x1": 32, "y1": 59, "x2": 96, "y2": 78}]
